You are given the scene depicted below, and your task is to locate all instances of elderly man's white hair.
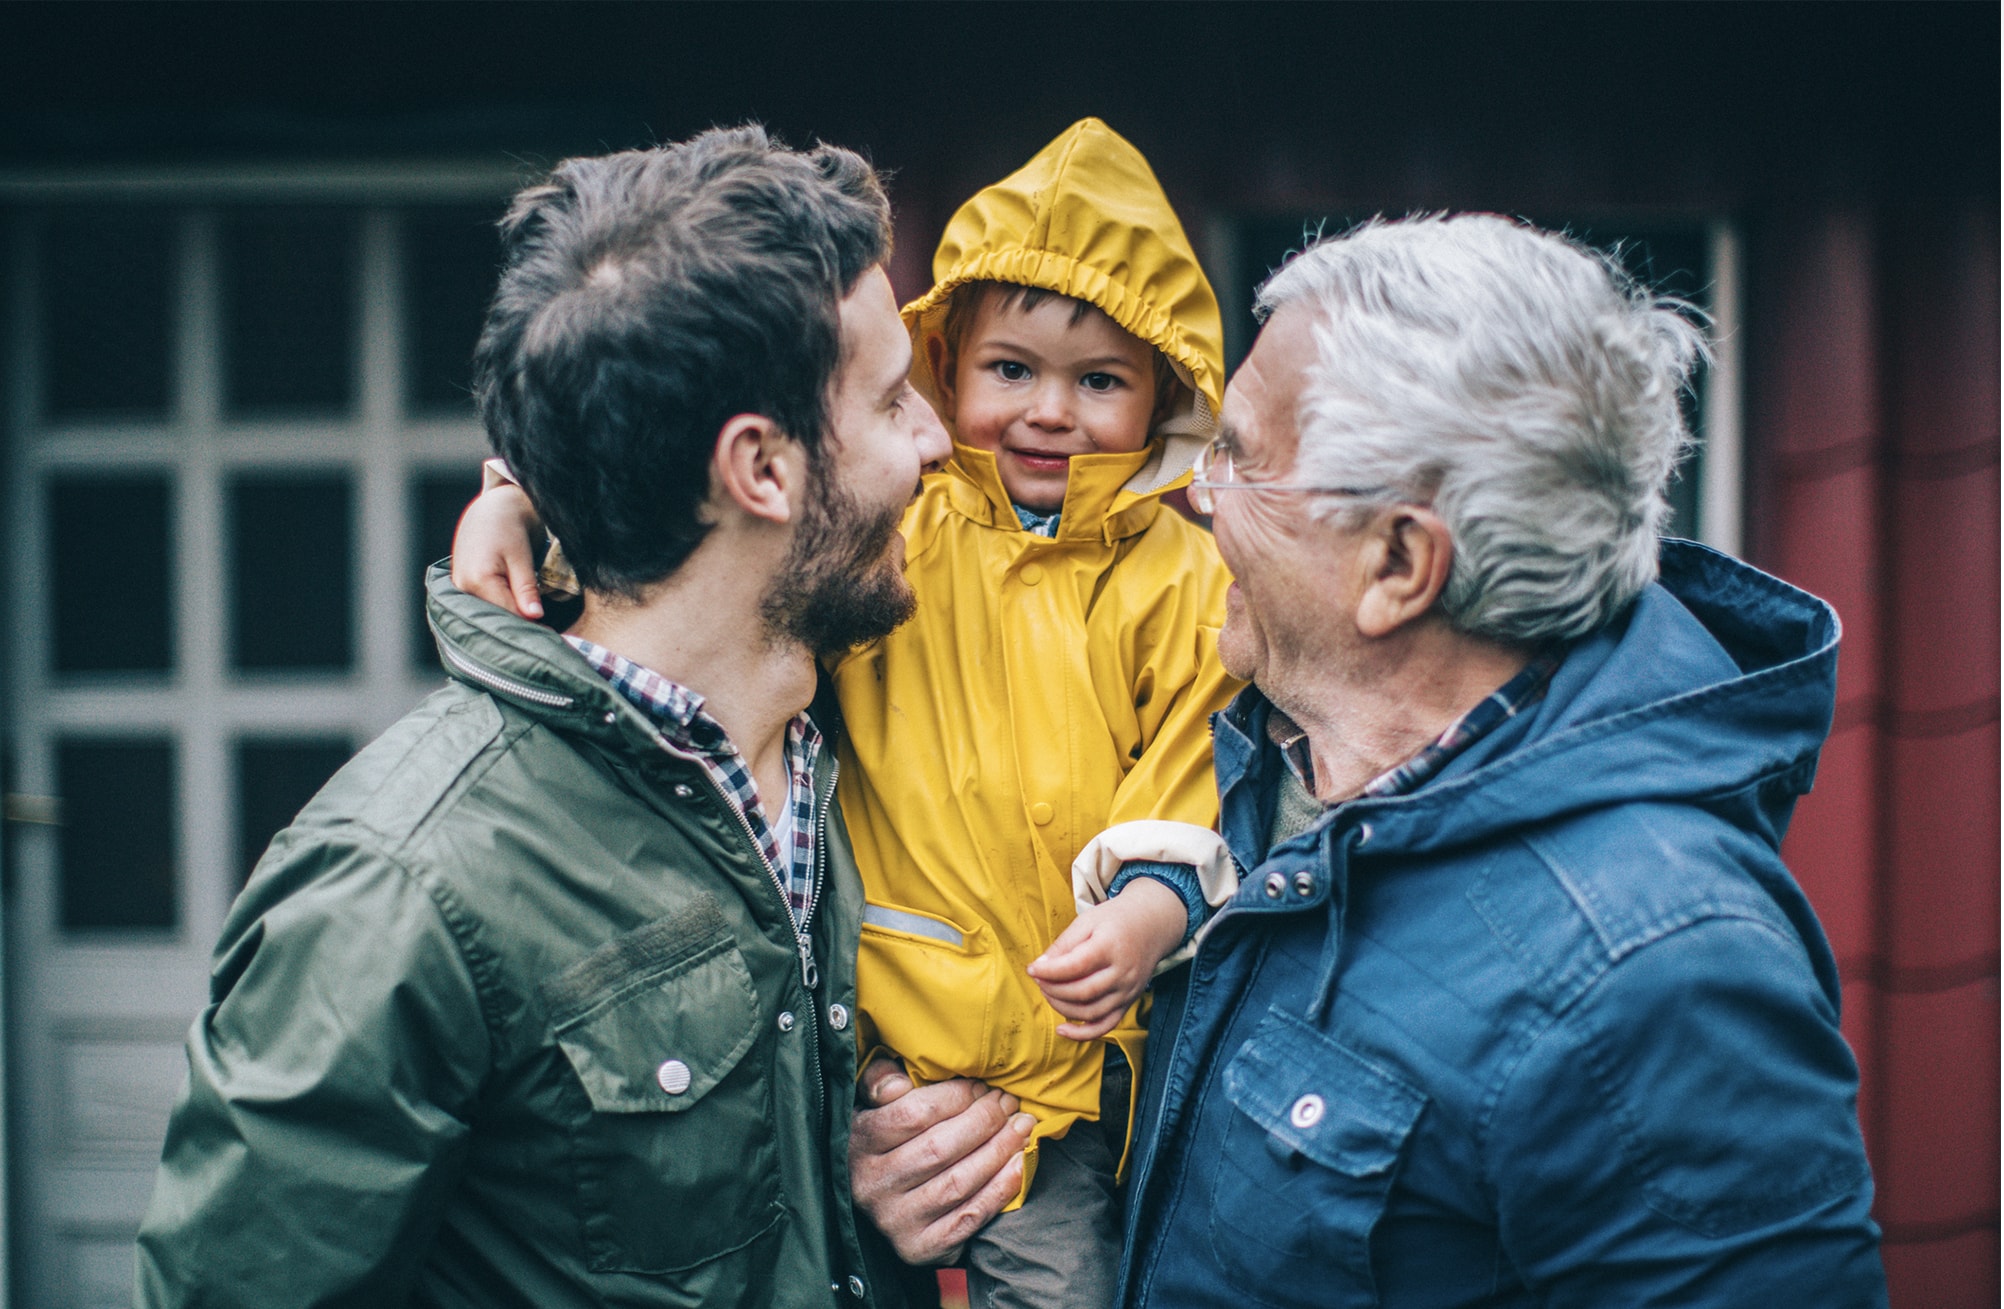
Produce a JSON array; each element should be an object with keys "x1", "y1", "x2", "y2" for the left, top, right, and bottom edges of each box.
[{"x1": 1255, "y1": 213, "x2": 1709, "y2": 644}]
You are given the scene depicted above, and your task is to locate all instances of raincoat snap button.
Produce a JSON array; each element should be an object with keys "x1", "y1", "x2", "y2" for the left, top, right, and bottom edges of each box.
[
  {"x1": 602, "y1": 710, "x2": 617, "y2": 725},
  {"x1": 1019, "y1": 563, "x2": 1044, "y2": 585},
  {"x1": 848, "y1": 1275, "x2": 866, "y2": 1297},
  {"x1": 777, "y1": 1011, "x2": 796, "y2": 1032},
  {"x1": 1030, "y1": 802, "x2": 1054, "y2": 825},
  {"x1": 673, "y1": 783, "x2": 694, "y2": 798},
  {"x1": 1290, "y1": 1093, "x2": 1325, "y2": 1129},
  {"x1": 829, "y1": 1002, "x2": 850, "y2": 1030},
  {"x1": 656, "y1": 1059, "x2": 692, "y2": 1095},
  {"x1": 1357, "y1": 823, "x2": 1374, "y2": 846},
  {"x1": 1263, "y1": 871, "x2": 1286, "y2": 899},
  {"x1": 1293, "y1": 870, "x2": 1315, "y2": 896}
]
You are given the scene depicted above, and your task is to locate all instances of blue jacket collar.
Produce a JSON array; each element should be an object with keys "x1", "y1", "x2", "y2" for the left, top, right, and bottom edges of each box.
[{"x1": 1216, "y1": 540, "x2": 1841, "y2": 863}]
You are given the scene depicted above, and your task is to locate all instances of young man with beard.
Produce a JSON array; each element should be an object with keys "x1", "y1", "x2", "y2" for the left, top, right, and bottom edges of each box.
[{"x1": 136, "y1": 128, "x2": 982, "y2": 1309}]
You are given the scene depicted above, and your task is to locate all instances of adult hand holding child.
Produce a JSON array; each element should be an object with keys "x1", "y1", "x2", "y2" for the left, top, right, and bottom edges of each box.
[{"x1": 848, "y1": 1060, "x2": 1034, "y2": 1266}]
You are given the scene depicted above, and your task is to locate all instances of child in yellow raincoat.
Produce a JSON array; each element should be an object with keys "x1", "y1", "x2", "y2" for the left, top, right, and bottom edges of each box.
[{"x1": 454, "y1": 118, "x2": 1241, "y2": 1307}]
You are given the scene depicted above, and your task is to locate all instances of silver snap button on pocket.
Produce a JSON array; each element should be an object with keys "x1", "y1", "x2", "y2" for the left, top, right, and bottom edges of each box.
[
  {"x1": 672, "y1": 783, "x2": 694, "y2": 798},
  {"x1": 828, "y1": 1002, "x2": 850, "y2": 1031},
  {"x1": 655, "y1": 1059, "x2": 691, "y2": 1096},
  {"x1": 1263, "y1": 871, "x2": 1287, "y2": 899},
  {"x1": 1289, "y1": 1092, "x2": 1325, "y2": 1129},
  {"x1": 777, "y1": 1010, "x2": 796, "y2": 1032},
  {"x1": 848, "y1": 1275, "x2": 866, "y2": 1298},
  {"x1": 1292, "y1": 870, "x2": 1315, "y2": 896}
]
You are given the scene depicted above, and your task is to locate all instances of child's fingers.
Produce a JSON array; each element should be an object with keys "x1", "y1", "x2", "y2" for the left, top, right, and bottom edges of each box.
[
  {"x1": 1027, "y1": 918, "x2": 1099, "y2": 979},
  {"x1": 508, "y1": 548, "x2": 545, "y2": 620},
  {"x1": 1030, "y1": 928, "x2": 1115, "y2": 983},
  {"x1": 1056, "y1": 1010, "x2": 1126, "y2": 1041},
  {"x1": 1034, "y1": 982, "x2": 1103, "y2": 1020},
  {"x1": 1034, "y1": 967, "x2": 1120, "y2": 1008},
  {"x1": 457, "y1": 567, "x2": 518, "y2": 612}
]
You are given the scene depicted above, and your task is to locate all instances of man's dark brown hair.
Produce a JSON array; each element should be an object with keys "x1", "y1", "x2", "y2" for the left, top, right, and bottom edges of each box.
[{"x1": 474, "y1": 126, "x2": 892, "y2": 596}]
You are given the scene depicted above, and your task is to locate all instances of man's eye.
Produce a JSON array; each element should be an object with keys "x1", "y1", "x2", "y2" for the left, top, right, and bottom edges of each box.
[
  {"x1": 1081, "y1": 372, "x2": 1120, "y2": 393},
  {"x1": 993, "y1": 361, "x2": 1031, "y2": 382}
]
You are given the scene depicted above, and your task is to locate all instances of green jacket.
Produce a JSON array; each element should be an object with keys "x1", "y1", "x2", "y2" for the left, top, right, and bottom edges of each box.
[{"x1": 137, "y1": 567, "x2": 874, "y2": 1308}]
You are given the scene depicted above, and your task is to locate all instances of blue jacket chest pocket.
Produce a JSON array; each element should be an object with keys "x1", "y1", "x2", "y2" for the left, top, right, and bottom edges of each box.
[{"x1": 1208, "y1": 1008, "x2": 1427, "y2": 1309}]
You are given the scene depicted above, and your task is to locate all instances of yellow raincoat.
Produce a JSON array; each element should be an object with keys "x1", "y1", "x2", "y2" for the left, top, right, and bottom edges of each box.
[{"x1": 833, "y1": 118, "x2": 1242, "y2": 1200}]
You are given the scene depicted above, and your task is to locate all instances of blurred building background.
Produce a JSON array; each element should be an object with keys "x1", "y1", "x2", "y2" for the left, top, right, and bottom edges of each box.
[{"x1": 0, "y1": 3, "x2": 1993, "y2": 1305}]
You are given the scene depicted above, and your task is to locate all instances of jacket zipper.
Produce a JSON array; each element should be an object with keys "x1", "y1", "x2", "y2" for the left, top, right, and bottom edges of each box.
[
  {"x1": 805, "y1": 758, "x2": 836, "y2": 1126},
  {"x1": 440, "y1": 642, "x2": 577, "y2": 709},
  {"x1": 698, "y1": 746, "x2": 836, "y2": 1245}
]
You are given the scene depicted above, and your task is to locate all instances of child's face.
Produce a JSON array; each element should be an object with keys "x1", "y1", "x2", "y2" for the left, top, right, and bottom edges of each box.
[{"x1": 931, "y1": 289, "x2": 1159, "y2": 514}]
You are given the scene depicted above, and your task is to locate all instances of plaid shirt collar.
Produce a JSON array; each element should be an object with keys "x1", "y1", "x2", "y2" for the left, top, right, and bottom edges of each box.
[
  {"x1": 1268, "y1": 649, "x2": 1564, "y2": 803},
  {"x1": 1014, "y1": 503, "x2": 1062, "y2": 537},
  {"x1": 565, "y1": 636, "x2": 823, "y2": 929}
]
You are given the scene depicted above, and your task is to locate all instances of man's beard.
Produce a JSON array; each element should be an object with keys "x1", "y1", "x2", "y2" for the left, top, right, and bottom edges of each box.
[{"x1": 761, "y1": 468, "x2": 917, "y2": 658}]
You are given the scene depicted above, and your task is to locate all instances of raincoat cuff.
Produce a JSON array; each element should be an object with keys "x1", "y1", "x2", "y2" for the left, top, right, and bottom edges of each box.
[{"x1": 1072, "y1": 820, "x2": 1238, "y2": 975}]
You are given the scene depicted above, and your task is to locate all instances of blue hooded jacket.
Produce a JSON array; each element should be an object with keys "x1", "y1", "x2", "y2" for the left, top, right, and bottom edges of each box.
[{"x1": 1116, "y1": 542, "x2": 1887, "y2": 1308}]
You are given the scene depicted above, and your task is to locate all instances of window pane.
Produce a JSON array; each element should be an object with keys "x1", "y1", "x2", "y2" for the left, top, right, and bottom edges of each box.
[
  {"x1": 410, "y1": 467, "x2": 483, "y2": 669},
  {"x1": 222, "y1": 209, "x2": 355, "y2": 415},
  {"x1": 58, "y1": 738, "x2": 176, "y2": 931},
  {"x1": 405, "y1": 206, "x2": 501, "y2": 414},
  {"x1": 229, "y1": 474, "x2": 352, "y2": 671},
  {"x1": 40, "y1": 208, "x2": 174, "y2": 418},
  {"x1": 48, "y1": 475, "x2": 173, "y2": 674},
  {"x1": 236, "y1": 738, "x2": 352, "y2": 888}
]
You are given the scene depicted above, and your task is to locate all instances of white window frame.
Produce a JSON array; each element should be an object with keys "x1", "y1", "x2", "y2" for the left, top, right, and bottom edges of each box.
[{"x1": 0, "y1": 159, "x2": 520, "y2": 1309}]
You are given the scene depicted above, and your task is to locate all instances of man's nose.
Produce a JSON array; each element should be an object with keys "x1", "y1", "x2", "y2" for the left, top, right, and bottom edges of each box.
[{"x1": 911, "y1": 393, "x2": 951, "y2": 476}]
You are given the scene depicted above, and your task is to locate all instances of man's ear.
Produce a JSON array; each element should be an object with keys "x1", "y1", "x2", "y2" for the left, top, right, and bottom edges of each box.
[
  {"x1": 1355, "y1": 507, "x2": 1453, "y2": 639},
  {"x1": 710, "y1": 413, "x2": 803, "y2": 527},
  {"x1": 925, "y1": 334, "x2": 957, "y2": 421}
]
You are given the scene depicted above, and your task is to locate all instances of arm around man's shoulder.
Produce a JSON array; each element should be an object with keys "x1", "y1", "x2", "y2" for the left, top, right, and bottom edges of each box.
[
  {"x1": 136, "y1": 835, "x2": 491, "y2": 1308},
  {"x1": 1487, "y1": 909, "x2": 1887, "y2": 1307}
]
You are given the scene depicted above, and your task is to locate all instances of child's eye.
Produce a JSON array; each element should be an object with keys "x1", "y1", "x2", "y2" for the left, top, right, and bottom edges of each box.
[
  {"x1": 1080, "y1": 372, "x2": 1122, "y2": 393},
  {"x1": 992, "y1": 361, "x2": 1031, "y2": 383}
]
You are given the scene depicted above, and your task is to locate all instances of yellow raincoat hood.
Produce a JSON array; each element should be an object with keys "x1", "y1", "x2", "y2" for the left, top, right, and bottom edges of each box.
[
  {"x1": 837, "y1": 119, "x2": 1242, "y2": 1204},
  {"x1": 904, "y1": 116, "x2": 1225, "y2": 498}
]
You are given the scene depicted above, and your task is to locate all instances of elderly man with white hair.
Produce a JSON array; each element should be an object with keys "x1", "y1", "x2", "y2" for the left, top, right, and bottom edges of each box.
[
  {"x1": 1107, "y1": 215, "x2": 1888, "y2": 1305},
  {"x1": 849, "y1": 213, "x2": 1888, "y2": 1306}
]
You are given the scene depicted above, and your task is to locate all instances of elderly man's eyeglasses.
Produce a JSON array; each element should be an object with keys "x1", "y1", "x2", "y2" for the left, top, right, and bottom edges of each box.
[{"x1": 1186, "y1": 435, "x2": 1388, "y2": 516}]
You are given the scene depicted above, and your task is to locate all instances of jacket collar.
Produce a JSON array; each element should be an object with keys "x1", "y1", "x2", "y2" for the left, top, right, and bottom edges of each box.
[
  {"x1": 943, "y1": 441, "x2": 1179, "y2": 544},
  {"x1": 1214, "y1": 540, "x2": 1841, "y2": 861},
  {"x1": 424, "y1": 563, "x2": 845, "y2": 767}
]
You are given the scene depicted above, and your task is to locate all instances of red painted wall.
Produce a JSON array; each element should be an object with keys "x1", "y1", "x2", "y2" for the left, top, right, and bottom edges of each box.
[{"x1": 1748, "y1": 204, "x2": 2000, "y2": 1306}]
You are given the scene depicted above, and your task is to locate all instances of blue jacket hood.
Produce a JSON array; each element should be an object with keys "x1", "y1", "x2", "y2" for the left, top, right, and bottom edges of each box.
[{"x1": 1218, "y1": 540, "x2": 1841, "y2": 857}]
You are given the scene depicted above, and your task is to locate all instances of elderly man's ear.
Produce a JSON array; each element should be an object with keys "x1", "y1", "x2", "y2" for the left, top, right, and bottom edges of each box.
[
  {"x1": 710, "y1": 413, "x2": 804, "y2": 527},
  {"x1": 1354, "y1": 507, "x2": 1454, "y2": 639}
]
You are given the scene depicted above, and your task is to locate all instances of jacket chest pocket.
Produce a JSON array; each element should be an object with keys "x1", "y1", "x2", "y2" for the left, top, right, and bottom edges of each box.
[
  {"x1": 1206, "y1": 1008, "x2": 1427, "y2": 1309},
  {"x1": 544, "y1": 907, "x2": 782, "y2": 1275},
  {"x1": 858, "y1": 902, "x2": 1007, "y2": 1080}
]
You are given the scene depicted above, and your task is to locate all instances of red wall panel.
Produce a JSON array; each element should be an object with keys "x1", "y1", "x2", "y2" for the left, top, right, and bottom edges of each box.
[{"x1": 1751, "y1": 202, "x2": 2001, "y2": 1308}]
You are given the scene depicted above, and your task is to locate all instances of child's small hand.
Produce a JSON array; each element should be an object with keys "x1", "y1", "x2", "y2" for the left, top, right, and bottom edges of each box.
[
  {"x1": 1027, "y1": 877, "x2": 1188, "y2": 1041},
  {"x1": 450, "y1": 485, "x2": 545, "y2": 619}
]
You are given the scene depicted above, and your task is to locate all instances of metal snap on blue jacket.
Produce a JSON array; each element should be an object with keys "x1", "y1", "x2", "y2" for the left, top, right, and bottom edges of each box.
[{"x1": 1117, "y1": 541, "x2": 1888, "y2": 1308}]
